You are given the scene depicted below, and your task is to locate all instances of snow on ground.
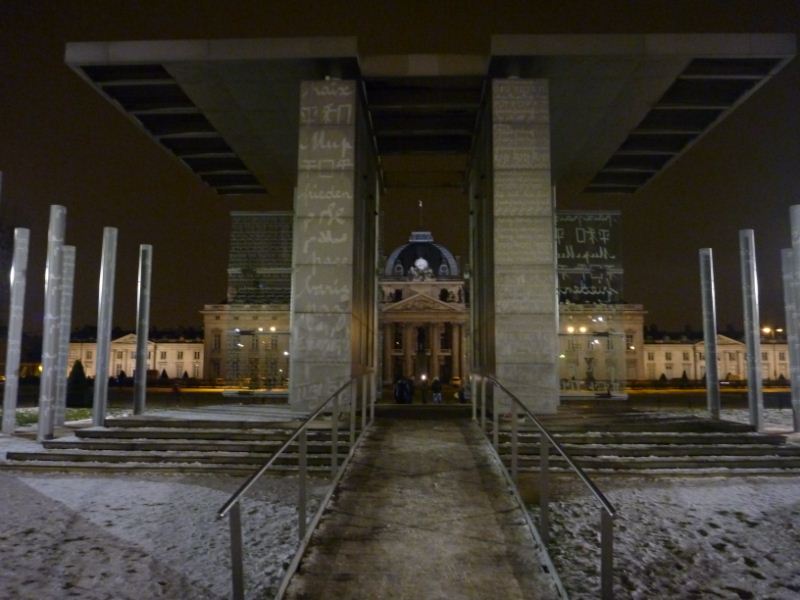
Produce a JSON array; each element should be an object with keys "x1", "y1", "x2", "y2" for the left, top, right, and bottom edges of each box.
[
  {"x1": 536, "y1": 476, "x2": 800, "y2": 599},
  {"x1": 0, "y1": 465, "x2": 326, "y2": 599}
]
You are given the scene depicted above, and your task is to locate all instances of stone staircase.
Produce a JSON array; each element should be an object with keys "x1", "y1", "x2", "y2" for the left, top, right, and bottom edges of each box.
[
  {"x1": 3, "y1": 415, "x2": 355, "y2": 473},
  {"x1": 493, "y1": 408, "x2": 800, "y2": 475}
]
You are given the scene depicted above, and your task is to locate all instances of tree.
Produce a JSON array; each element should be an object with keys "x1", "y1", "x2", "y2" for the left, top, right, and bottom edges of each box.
[
  {"x1": 159, "y1": 369, "x2": 170, "y2": 384},
  {"x1": 67, "y1": 359, "x2": 90, "y2": 407}
]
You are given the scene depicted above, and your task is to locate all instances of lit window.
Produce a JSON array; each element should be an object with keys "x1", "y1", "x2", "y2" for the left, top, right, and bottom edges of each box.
[
  {"x1": 647, "y1": 352, "x2": 655, "y2": 361},
  {"x1": 194, "y1": 351, "x2": 200, "y2": 360}
]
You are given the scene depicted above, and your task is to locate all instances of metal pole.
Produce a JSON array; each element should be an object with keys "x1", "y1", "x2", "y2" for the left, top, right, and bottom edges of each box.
[
  {"x1": 92, "y1": 227, "x2": 118, "y2": 427},
  {"x1": 55, "y1": 246, "x2": 76, "y2": 427},
  {"x1": 539, "y1": 440, "x2": 550, "y2": 546},
  {"x1": 298, "y1": 428, "x2": 307, "y2": 541},
  {"x1": 134, "y1": 245, "x2": 152, "y2": 415},
  {"x1": 789, "y1": 203, "x2": 800, "y2": 431},
  {"x1": 699, "y1": 248, "x2": 720, "y2": 419},
  {"x1": 38, "y1": 205, "x2": 66, "y2": 442},
  {"x1": 782, "y1": 248, "x2": 800, "y2": 432},
  {"x1": 229, "y1": 502, "x2": 245, "y2": 600},
  {"x1": 331, "y1": 390, "x2": 339, "y2": 476},
  {"x1": 600, "y1": 509, "x2": 614, "y2": 600},
  {"x1": 492, "y1": 382, "x2": 499, "y2": 451},
  {"x1": 349, "y1": 382, "x2": 356, "y2": 445},
  {"x1": 739, "y1": 229, "x2": 763, "y2": 430},
  {"x1": 510, "y1": 395, "x2": 518, "y2": 484},
  {"x1": 470, "y1": 373, "x2": 477, "y2": 421},
  {"x1": 2, "y1": 228, "x2": 30, "y2": 434},
  {"x1": 480, "y1": 377, "x2": 487, "y2": 433}
]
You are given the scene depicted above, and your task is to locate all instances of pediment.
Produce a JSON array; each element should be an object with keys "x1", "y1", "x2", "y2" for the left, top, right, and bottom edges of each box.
[{"x1": 383, "y1": 293, "x2": 461, "y2": 313}]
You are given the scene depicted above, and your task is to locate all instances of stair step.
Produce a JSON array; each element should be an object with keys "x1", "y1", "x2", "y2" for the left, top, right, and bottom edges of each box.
[
  {"x1": 102, "y1": 417, "x2": 332, "y2": 430},
  {"x1": 6, "y1": 450, "x2": 347, "y2": 466},
  {"x1": 493, "y1": 432, "x2": 786, "y2": 445},
  {"x1": 43, "y1": 439, "x2": 351, "y2": 453},
  {"x1": 506, "y1": 455, "x2": 800, "y2": 469},
  {"x1": 497, "y1": 444, "x2": 800, "y2": 457},
  {"x1": 76, "y1": 427, "x2": 354, "y2": 441}
]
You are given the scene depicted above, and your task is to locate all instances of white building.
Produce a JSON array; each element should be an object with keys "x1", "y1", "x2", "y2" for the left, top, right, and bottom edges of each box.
[
  {"x1": 68, "y1": 334, "x2": 204, "y2": 380},
  {"x1": 643, "y1": 335, "x2": 789, "y2": 382}
]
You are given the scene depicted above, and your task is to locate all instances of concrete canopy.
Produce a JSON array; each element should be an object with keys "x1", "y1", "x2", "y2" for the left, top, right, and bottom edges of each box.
[{"x1": 65, "y1": 33, "x2": 795, "y2": 198}]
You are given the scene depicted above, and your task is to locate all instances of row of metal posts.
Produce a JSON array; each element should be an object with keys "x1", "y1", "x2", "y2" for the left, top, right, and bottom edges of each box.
[
  {"x1": 1, "y1": 202, "x2": 154, "y2": 438},
  {"x1": 699, "y1": 210, "x2": 800, "y2": 432}
]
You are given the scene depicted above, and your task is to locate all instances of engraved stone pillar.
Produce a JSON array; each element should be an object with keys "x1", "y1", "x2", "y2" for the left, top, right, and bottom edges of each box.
[
  {"x1": 38, "y1": 205, "x2": 66, "y2": 442},
  {"x1": 699, "y1": 248, "x2": 720, "y2": 419},
  {"x1": 55, "y1": 245, "x2": 76, "y2": 426},
  {"x1": 781, "y1": 249, "x2": 800, "y2": 432},
  {"x1": 134, "y1": 245, "x2": 153, "y2": 415},
  {"x1": 290, "y1": 80, "x2": 359, "y2": 409},
  {"x1": 739, "y1": 229, "x2": 763, "y2": 430},
  {"x1": 92, "y1": 227, "x2": 118, "y2": 426},
  {"x1": 2, "y1": 228, "x2": 29, "y2": 434},
  {"x1": 491, "y1": 79, "x2": 557, "y2": 413}
]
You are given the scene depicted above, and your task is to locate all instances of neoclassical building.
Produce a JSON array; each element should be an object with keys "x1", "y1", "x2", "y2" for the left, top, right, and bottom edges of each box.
[{"x1": 380, "y1": 232, "x2": 468, "y2": 386}]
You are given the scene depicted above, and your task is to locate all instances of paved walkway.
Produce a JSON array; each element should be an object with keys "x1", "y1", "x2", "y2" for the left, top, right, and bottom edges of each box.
[{"x1": 284, "y1": 419, "x2": 559, "y2": 599}]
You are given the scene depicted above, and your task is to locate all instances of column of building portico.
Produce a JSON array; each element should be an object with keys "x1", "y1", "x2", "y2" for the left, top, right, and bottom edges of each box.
[
  {"x1": 383, "y1": 323, "x2": 393, "y2": 382},
  {"x1": 452, "y1": 324, "x2": 461, "y2": 380},
  {"x1": 431, "y1": 323, "x2": 441, "y2": 379},
  {"x1": 290, "y1": 79, "x2": 376, "y2": 409},
  {"x1": 489, "y1": 79, "x2": 558, "y2": 413},
  {"x1": 403, "y1": 323, "x2": 414, "y2": 378}
]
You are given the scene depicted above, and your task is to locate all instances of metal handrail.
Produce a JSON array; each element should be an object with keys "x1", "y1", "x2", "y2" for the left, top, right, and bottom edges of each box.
[
  {"x1": 486, "y1": 374, "x2": 616, "y2": 517},
  {"x1": 218, "y1": 377, "x2": 354, "y2": 519},
  {"x1": 473, "y1": 372, "x2": 616, "y2": 599},
  {"x1": 217, "y1": 372, "x2": 374, "y2": 600}
]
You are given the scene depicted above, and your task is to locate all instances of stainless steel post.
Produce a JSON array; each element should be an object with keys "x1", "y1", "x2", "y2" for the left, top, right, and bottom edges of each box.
[
  {"x1": 510, "y1": 395, "x2": 518, "y2": 484},
  {"x1": 539, "y1": 440, "x2": 550, "y2": 546},
  {"x1": 782, "y1": 249, "x2": 800, "y2": 432},
  {"x1": 361, "y1": 374, "x2": 367, "y2": 431},
  {"x1": 480, "y1": 377, "x2": 487, "y2": 433},
  {"x1": 699, "y1": 248, "x2": 720, "y2": 419},
  {"x1": 2, "y1": 228, "x2": 30, "y2": 434},
  {"x1": 331, "y1": 390, "x2": 339, "y2": 477},
  {"x1": 55, "y1": 245, "x2": 76, "y2": 427},
  {"x1": 38, "y1": 205, "x2": 66, "y2": 442},
  {"x1": 789, "y1": 203, "x2": 800, "y2": 431},
  {"x1": 298, "y1": 428, "x2": 307, "y2": 541},
  {"x1": 134, "y1": 245, "x2": 152, "y2": 415},
  {"x1": 739, "y1": 229, "x2": 763, "y2": 430},
  {"x1": 492, "y1": 382, "x2": 499, "y2": 451},
  {"x1": 601, "y1": 509, "x2": 614, "y2": 600},
  {"x1": 229, "y1": 502, "x2": 245, "y2": 600},
  {"x1": 470, "y1": 373, "x2": 477, "y2": 421},
  {"x1": 349, "y1": 383, "x2": 356, "y2": 445},
  {"x1": 92, "y1": 227, "x2": 118, "y2": 427}
]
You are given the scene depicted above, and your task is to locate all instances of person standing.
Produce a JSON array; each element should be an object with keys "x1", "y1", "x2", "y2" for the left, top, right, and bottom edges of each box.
[{"x1": 431, "y1": 377, "x2": 443, "y2": 404}]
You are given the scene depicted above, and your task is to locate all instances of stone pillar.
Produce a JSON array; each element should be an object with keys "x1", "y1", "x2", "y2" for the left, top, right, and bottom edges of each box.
[
  {"x1": 290, "y1": 79, "x2": 364, "y2": 409},
  {"x1": 2, "y1": 228, "x2": 29, "y2": 434},
  {"x1": 781, "y1": 248, "x2": 800, "y2": 432},
  {"x1": 55, "y1": 245, "x2": 76, "y2": 427},
  {"x1": 491, "y1": 79, "x2": 557, "y2": 413},
  {"x1": 404, "y1": 323, "x2": 414, "y2": 377},
  {"x1": 383, "y1": 323, "x2": 393, "y2": 382},
  {"x1": 431, "y1": 323, "x2": 440, "y2": 379},
  {"x1": 452, "y1": 324, "x2": 461, "y2": 380},
  {"x1": 699, "y1": 248, "x2": 720, "y2": 419},
  {"x1": 37, "y1": 205, "x2": 66, "y2": 442}
]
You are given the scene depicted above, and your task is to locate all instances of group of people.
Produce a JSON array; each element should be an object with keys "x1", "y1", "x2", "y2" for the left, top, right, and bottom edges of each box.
[{"x1": 392, "y1": 375, "x2": 457, "y2": 404}]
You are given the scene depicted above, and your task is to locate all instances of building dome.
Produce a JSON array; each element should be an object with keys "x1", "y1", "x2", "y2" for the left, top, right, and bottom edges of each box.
[{"x1": 384, "y1": 231, "x2": 459, "y2": 279}]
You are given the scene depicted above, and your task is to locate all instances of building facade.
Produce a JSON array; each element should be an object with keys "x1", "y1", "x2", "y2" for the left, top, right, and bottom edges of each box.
[
  {"x1": 379, "y1": 232, "x2": 468, "y2": 386},
  {"x1": 68, "y1": 334, "x2": 204, "y2": 380}
]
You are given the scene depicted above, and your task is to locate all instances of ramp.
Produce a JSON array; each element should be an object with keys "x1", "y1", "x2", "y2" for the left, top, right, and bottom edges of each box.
[{"x1": 282, "y1": 418, "x2": 561, "y2": 599}]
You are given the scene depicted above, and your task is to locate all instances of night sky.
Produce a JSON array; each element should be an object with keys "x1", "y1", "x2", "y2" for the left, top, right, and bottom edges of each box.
[{"x1": 1, "y1": 1, "x2": 799, "y2": 335}]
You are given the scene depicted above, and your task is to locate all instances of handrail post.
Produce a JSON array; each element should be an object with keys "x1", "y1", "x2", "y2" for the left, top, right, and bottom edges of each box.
[
  {"x1": 298, "y1": 428, "x2": 307, "y2": 541},
  {"x1": 470, "y1": 374, "x2": 477, "y2": 421},
  {"x1": 349, "y1": 383, "x2": 356, "y2": 445},
  {"x1": 361, "y1": 374, "x2": 368, "y2": 431},
  {"x1": 480, "y1": 377, "x2": 487, "y2": 433},
  {"x1": 331, "y1": 391, "x2": 339, "y2": 477},
  {"x1": 601, "y1": 509, "x2": 614, "y2": 599},
  {"x1": 510, "y1": 395, "x2": 518, "y2": 484},
  {"x1": 492, "y1": 381, "x2": 499, "y2": 452},
  {"x1": 539, "y1": 438, "x2": 550, "y2": 546},
  {"x1": 229, "y1": 502, "x2": 245, "y2": 600}
]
